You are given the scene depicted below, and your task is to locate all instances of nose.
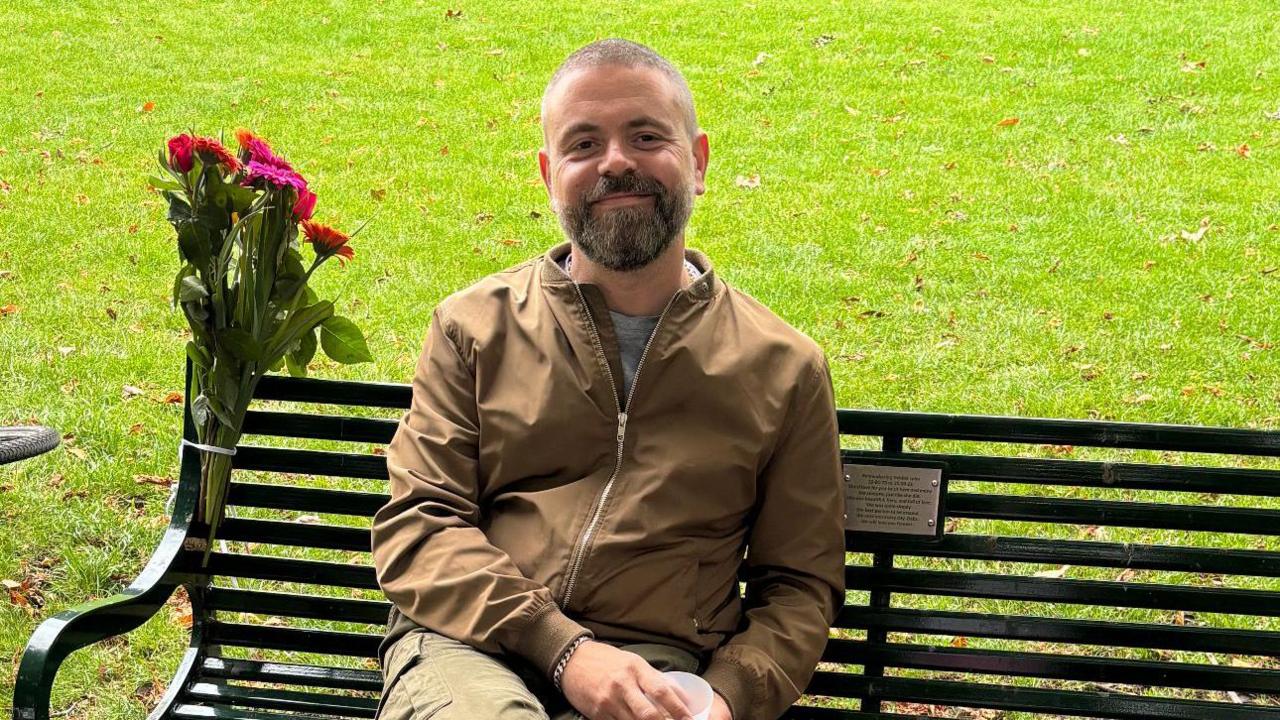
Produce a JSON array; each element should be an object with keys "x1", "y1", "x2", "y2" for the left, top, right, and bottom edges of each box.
[{"x1": 596, "y1": 137, "x2": 638, "y2": 177}]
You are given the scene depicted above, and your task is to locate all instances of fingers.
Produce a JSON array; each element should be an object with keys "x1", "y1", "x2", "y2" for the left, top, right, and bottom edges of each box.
[
  {"x1": 638, "y1": 672, "x2": 692, "y2": 720},
  {"x1": 620, "y1": 682, "x2": 673, "y2": 720}
]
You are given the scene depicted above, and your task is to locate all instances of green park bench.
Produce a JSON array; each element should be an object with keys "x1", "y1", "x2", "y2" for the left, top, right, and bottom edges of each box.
[{"x1": 14, "y1": 362, "x2": 1280, "y2": 719}]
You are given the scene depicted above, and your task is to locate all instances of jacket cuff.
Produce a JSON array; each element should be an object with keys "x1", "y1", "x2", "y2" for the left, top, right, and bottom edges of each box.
[
  {"x1": 703, "y1": 657, "x2": 753, "y2": 720},
  {"x1": 511, "y1": 602, "x2": 593, "y2": 678}
]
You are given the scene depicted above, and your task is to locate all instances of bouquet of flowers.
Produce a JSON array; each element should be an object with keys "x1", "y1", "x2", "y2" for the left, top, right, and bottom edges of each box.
[{"x1": 151, "y1": 129, "x2": 370, "y2": 557}]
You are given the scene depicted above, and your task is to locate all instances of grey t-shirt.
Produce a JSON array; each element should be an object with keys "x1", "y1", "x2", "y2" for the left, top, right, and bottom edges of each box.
[{"x1": 610, "y1": 310, "x2": 660, "y2": 401}]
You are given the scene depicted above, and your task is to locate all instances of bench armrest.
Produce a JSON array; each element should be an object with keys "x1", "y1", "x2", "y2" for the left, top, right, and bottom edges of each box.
[{"x1": 13, "y1": 466, "x2": 201, "y2": 720}]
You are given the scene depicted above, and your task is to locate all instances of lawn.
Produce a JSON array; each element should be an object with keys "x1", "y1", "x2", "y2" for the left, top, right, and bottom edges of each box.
[{"x1": 1, "y1": 0, "x2": 1278, "y2": 717}]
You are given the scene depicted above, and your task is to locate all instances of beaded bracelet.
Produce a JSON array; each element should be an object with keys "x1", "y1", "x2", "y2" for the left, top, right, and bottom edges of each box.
[{"x1": 553, "y1": 635, "x2": 592, "y2": 691}]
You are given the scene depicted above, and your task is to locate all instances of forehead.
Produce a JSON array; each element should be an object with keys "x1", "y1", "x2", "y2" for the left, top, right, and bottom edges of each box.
[{"x1": 544, "y1": 65, "x2": 683, "y2": 142}]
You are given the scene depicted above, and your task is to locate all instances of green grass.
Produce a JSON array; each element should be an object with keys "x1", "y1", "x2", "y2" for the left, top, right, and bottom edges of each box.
[{"x1": 2, "y1": 0, "x2": 1279, "y2": 717}]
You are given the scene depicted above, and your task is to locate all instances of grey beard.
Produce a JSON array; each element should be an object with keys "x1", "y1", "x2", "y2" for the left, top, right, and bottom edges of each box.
[{"x1": 559, "y1": 180, "x2": 694, "y2": 272}]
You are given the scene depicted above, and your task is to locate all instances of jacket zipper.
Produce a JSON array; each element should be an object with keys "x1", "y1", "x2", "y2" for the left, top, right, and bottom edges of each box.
[{"x1": 559, "y1": 282, "x2": 679, "y2": 610}]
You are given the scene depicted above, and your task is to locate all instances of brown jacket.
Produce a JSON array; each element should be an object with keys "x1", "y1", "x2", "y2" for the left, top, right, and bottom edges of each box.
[{"x1": 372, "y1": 242, "x2": 845, "y2": 720}]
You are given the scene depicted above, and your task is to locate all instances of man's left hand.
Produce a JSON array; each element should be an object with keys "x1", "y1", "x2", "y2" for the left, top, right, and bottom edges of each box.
[{"x1": 708, "y1": 691, "x2": 733, "y2": 720}]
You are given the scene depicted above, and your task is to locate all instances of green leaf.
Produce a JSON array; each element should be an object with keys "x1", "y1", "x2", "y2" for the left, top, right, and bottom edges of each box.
[
  {"x1": 207, "y1": 394, "x2": 235, "y2": 427},
  {"x1": 185, "y1": 340, "x2": 212, "y2": 370},
  {"x1": 183, "y1": 300, "x2": 209, "y2": 323},
  {"x1": 285, "y1": 327, "x2": 317, "y2": 377},
  {"x1": 179, "y1": 275, "x2": 209, "y2": 303},
  {"x1": 222, "y1": 178, "x2": 257, "y2": 214},
  {"x1": 263, "y1": 300, "x2": 334, "y2": 362},
  {"x1": 176, "y1": 222, "x2": 211, "y2": 268},
  {"x1": 190, "y1": 393, "x2": 211, "y2": 426},
  {"x1": 319, "y1": 316, "x2": 373, "y2": 364},
  {"x1": 148, "y1": 175, "x2": 183, "y2": 191},
  {"x1": 218, "y1": 328, "x2": 263, "y2": 363},
  {"x1": 172, "y1": 264, "x2": 197, "y2": 307},
  {"x1": 166, "y1": 192, "x2": 192, "y2": 223},
  {"x1": 270, "y1": 248, "x2": 308, "y2": 302}
]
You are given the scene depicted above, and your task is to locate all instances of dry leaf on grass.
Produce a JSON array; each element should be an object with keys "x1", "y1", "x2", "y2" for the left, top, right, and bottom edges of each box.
[{"x1": 1034, "y1": 565, "x2": 1071, "y2": 578}]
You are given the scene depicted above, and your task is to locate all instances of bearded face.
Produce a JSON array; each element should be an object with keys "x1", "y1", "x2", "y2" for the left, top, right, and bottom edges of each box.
[{"x1": 557, "y1": 171, "x2": 694, "y2": 272}]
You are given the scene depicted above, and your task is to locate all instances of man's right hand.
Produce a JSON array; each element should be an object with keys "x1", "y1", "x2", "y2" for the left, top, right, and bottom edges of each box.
[{"x1": 560, "y1": 640, "x2": 694, "y2": 720}]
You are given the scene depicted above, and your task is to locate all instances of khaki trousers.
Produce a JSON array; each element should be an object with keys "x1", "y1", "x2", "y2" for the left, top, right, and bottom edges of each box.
[{"x1": 376, "y1": 628, "x2": 702, "y2": 720}]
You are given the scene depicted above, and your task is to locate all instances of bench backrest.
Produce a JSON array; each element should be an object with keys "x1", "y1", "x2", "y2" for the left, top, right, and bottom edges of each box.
[{"x1": 192, "y1": 371, "x2": 1280, "y2": 717}]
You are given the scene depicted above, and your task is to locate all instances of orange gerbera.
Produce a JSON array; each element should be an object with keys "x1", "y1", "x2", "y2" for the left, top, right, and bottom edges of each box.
[
  {"x1": 301, "y1": 220, "x2": 354, "y2": 265},
  {"x1": 234, "y1": 128, "x2": 260, "y2": 150},
  {"x1": 192, "y1": 136, "x2": 240, "y2": 173}
]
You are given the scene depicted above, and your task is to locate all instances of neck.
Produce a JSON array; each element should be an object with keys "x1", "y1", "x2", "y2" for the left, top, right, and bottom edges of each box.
[{"x1": 569, "y1": 238, "x2": 690, "y2": 316}]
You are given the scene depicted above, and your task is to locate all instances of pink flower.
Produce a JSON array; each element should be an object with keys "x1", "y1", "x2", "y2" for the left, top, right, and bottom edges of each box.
[
  {"x1": 234, "y1": 131, "x2": 308, "y2": 191},
  {"x1": 167, "y1": 134, "x2": 194, "y2": 173},
  {"x1": 293, "y1": 187, "x2": 317, "y2": 221},
  {"x1": 243, "y1": 160, "x2": 308, "y2": 190}
]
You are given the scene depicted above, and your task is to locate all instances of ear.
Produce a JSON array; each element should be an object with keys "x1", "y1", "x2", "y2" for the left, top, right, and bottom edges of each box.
[
  {"x1": 538, "y1": 148, "x2": 551, "y2": 193},
  {"x1": 538, "y1": 148, "x2": 559, "y2": 212},
  {"x1": 692, "y1": 132, "x2": 709, "y2": 196}
]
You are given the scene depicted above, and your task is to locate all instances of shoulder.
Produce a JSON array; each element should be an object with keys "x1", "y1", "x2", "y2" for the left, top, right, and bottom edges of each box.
[
  {"x1": 716, "y1": 283, "x2": 828, "y2": 377},
  {"x1": 433, "y1": 255, "x2": 541, "y2": 340}
]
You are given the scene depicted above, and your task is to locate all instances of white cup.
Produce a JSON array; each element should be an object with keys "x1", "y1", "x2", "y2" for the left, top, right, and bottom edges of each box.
[{"x1": 660, "y1": 671, "x2": 713, "y2": 720}]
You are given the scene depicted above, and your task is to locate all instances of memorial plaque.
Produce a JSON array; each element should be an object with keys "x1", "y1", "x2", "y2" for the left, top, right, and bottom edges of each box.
[{"x1": 843, "y1": 459, "x2": 948, "y2": 540}]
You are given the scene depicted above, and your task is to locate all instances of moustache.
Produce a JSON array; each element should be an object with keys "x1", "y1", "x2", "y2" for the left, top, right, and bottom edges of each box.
[{"x1": 585, "y1": 175, "x2": 667, "y2": 204}]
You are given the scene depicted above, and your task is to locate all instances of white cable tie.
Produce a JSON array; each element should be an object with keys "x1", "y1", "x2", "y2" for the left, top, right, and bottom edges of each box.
[{"x1": 180, "y1": 438, "x2": 237, "y2": 457}]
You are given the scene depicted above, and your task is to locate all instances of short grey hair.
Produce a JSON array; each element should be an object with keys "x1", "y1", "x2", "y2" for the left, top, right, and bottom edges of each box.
[{"x1": 541, "y1": 38, "x2": 700, "y2": 144}]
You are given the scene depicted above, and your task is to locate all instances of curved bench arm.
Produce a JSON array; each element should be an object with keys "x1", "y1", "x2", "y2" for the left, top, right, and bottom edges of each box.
[{"x1": 13, "y1": 453, "x2": 202, "y2": 720}]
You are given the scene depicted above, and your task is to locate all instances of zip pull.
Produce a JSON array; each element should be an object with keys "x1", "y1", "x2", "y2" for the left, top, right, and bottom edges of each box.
[{"x1": 617, "y1": 412, "x2": 628, "y2": 444}]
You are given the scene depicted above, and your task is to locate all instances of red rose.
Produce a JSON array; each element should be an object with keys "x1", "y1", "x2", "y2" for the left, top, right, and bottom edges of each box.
[{"x1": 167, "y1": 134, "x2": 194, "y2": 173}]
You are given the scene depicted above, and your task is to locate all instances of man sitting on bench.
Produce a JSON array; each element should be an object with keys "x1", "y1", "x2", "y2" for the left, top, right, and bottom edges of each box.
[{"x1": 372, "y1": 38, "x2": 846, "y2": 720}]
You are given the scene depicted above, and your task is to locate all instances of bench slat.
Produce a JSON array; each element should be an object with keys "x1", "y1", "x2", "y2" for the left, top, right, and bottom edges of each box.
[
  {"x1": 226, "y1": 483, "x2": 385, "y2": 517},
  {"x1": 205, "y1": 553, "x2": 377, "y2": 589},
  {"x1": 207, "y1": 588, "x2": 390, "y2": 625},
  {"x1": 846, "y1": 568, "x2": 1280, "y2": 616},
  {"x1": 838, "y1": 411, "x2": 1280, "y2": 456},
  {"x1": 219, "y1": 518, "x2": 371, "y2": 553},
  {"x1": 185, "y1": 682, "x2": 376, "y2": 718},
  {"x1": 255, "y1": 375, "x2": 411, "y2": 408},
  {"x1": 826, "y1": 639, "x2": 1280, "y2": 693},
  {"x1": 201, "y1": 657, "x2": 381, "y2": 692},
  {"x1": 207, "y1": 621, "x2": 381, "y2": 658},
  {"x1": 849, "y1": 534, "x2": 1280, "y2": 577},
  {"x1": 949, "y1": 493, "x2": 1280, "y2": 535},
  {"x1": 845, "y1": 450, "x2": 1280, "y2": 496},
  {"x1": 839, "y1": 608, "x2": 1280, "y2": 658},
  {"x1": 234, "y1": 446, "x2": 388, "y2": 480},
  {"x1": 808, "y1": 673, "x2": 1280, "y2": 719},
  {"x1": 783, "y1": 710, "x2": 926, "y2": 720},
  {"x1": 243, "y1": 411, "x2": 396, "y2": 444},
  {"x1": 172, "y1": 704, "x2": 342, "y2": 720}
]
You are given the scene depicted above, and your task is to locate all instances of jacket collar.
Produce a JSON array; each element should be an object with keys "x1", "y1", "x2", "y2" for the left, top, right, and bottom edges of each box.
[{"x1": 538, "y1": 240, "x2": 722, "y2": 302}]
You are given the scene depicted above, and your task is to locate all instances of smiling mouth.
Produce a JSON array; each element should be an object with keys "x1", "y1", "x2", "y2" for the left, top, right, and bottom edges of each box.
[{"x1": 593, "y1": 193, "x2": 653, "y2": 205}]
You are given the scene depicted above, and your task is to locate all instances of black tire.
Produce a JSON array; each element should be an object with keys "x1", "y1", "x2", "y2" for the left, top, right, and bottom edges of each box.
[{"x1": 0, "y1": 426, "x2": 61, "y2": 465}]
